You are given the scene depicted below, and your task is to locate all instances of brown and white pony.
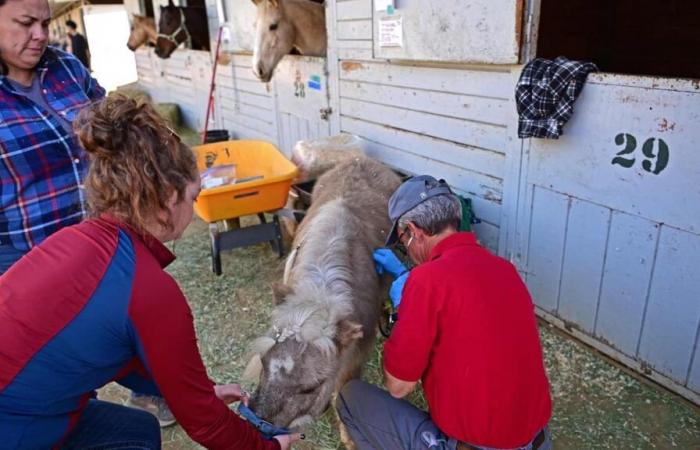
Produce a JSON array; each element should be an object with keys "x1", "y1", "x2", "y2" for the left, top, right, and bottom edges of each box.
[
  {"x1": 127, "y1": 15, "x2": 157, "y2": 51},
  {"x1": 244, "y1": 156, "x2": 400, "y2": 436},
  {"x1": 251, "y1": 0, "x2": 327, "y2": 82},
  {"x1": 155, "y1": 0, "x2": 210, "y2": 59}
]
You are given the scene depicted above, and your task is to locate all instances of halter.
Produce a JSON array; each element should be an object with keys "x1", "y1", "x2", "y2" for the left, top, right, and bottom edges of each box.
[
  {"x1": 157, "y1": 8, "x2": 192, "y2": 49},
  {"x1": 237, "y1": 404, "x2": 292, "y2": 439}
]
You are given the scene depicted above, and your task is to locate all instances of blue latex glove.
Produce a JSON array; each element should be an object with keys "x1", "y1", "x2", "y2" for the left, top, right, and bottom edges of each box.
[
  {"x1": 389, "y1": 272, "x2": 409, "y2": 309},
  {"x1": 373, "y1": 248, "x2": 408, "y2": 278}
]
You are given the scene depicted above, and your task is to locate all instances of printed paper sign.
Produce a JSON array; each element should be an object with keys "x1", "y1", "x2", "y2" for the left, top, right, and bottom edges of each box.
[
  {"x1": 375, "y1": 0, "x2": 393, "y2": 11},
  {"x1": 379, "y1": 17, "x2": 403, "y2": 47}
]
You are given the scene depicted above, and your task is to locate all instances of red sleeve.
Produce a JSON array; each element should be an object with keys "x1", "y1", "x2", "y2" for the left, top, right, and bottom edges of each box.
[
  {"x1": 383, "y1": 269, "x2": 438, "y2": 382},
  {"x1": 128, "y1": 255, "x2": 279, "y2": 450}
]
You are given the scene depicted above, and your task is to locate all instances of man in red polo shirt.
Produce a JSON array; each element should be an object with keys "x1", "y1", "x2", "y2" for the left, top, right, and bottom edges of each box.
[{"x1": 336, "y1": 175, "x2": 552, "y2": 450}]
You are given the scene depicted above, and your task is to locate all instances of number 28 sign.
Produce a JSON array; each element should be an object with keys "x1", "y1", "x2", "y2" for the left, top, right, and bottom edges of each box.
[{"x1": 612, "y1": 133, "x2": 669, "y2": 175}]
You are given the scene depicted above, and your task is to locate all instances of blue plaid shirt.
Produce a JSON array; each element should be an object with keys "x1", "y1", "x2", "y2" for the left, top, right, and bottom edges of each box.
[{"x1": 0, "y1": 48, "x2": 105, "y2": 251}]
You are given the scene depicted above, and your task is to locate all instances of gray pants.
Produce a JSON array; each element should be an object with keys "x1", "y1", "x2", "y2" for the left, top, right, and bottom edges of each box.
[{"x1": 336, "y1": 380, "x2": 552, "y2": 450}]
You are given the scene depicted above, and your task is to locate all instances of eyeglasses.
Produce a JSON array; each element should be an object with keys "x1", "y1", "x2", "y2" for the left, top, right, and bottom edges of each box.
[{"x1": 392, "y1": 227, "x2": 412, "y2": 255}]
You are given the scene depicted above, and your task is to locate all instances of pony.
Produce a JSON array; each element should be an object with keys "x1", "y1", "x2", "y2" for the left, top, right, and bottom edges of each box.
[
  {"x1": 251, "y1": 0, "x2": 327, "y2": 82},
  {"x1": 127, "y1": 15, "x2": 157, "y2": 51},
  {"x1": 155, "y1": 0, "x2": 210, "y2": 59},
  {"x1": 244, "y1": 156, "x2": 401, "y2": 437}
]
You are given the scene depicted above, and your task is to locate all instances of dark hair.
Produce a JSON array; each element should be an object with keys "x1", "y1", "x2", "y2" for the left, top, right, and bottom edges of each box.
[
  {"x1": 75, "y1": 95, "x2": 198, "y2": 234},
  {"x1": 65, "y1": 19, "x2": 77, "y2": 29}
]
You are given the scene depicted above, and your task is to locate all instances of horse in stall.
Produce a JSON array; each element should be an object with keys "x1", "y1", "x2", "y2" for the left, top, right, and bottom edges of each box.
[
  {"x1": 243, "y1": 156, "x2": 401, "y2": 444},
  {"x1": 155, "y1": 0, "x2": 210, "y2": 59},
  {"x1": 251, "y1": 0, "x2": 327, "y2": 82},
  {"x1": 127, "y1": 15, "x2": 157, "y2": 51}
]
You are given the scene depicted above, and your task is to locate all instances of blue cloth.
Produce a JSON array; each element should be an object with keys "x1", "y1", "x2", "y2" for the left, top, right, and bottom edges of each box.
[
  {"x1": 6, "y1": 76, "x2": 72, "y2": 132},
  {"x1": 60, "y1": 399, "x2": 160, "y2": 450},
  {"x1": 0, "y1": 47, "x2": 105, "y2": 252},
  {"x1": 389, "y1": 272, "x2": 409, "y2": 308},
  {"x1": 0, "y1": 243, "x2": 25, "y2": 275},
  {"x1": 373, "y1": 248, "x2": 408, "y2": 278}
]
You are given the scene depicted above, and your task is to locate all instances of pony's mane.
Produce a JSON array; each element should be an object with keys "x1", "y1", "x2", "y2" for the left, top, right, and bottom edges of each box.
[{"x1": 271, "y1": 198, "x2": 356, "y2": 355}]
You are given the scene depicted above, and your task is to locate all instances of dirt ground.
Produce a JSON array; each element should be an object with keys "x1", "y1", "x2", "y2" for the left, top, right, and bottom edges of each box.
[{"x1": 99, "y1": 218, "x2": 700, "y2": 449}]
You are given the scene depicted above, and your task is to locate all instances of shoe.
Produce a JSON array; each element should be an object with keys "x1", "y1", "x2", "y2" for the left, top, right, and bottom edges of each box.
[{"x1": 127, "y1": 394, "x2": 177, "y2": 428}]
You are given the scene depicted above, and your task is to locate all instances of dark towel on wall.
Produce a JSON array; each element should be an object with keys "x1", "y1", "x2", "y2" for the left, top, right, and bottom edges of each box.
[{"x1": 516, "y1": 57, "x2": 598, "y2": 139}]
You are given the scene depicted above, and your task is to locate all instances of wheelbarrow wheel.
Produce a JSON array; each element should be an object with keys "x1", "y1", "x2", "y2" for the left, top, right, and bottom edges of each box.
[{"x1": 209, "y1": 224, "x2": 222, "y2": 276}]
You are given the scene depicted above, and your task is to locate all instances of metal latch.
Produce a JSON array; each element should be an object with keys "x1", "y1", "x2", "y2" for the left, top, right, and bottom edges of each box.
[{"x1": 319, "y1": 107, "x2": 332, "y2": 120}]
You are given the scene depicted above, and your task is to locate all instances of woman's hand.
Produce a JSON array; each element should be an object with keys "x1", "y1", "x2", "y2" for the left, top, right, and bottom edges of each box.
[
  {"x1": 214, "y1": 383, "x2": 250, "y2": 406},
  {"x1": 273, "y1": 432, "x2": 303, "y2": 449}
]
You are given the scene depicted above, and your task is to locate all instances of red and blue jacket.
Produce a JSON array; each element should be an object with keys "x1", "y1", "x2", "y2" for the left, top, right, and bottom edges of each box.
[{"x1": 0, "y1": 216, "x2": 279, "y2": 450}]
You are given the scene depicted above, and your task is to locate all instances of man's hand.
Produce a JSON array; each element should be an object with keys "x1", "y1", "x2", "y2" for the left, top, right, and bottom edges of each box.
[
  {"x1": 389, "y1": 272, "x2": 409, "y2": 308},
  {"x1": 384, "y1": 368, "x2": 418, "y2": 399},
  {"x1": 273, "y1": 432, "x2": 304, "y2": 449},
  {"x1": 373, "y1": 248, "x2": 408, "y2": 278},
  {"x1": 214, "y1": 384, "x2": 250, "y2": 406}
]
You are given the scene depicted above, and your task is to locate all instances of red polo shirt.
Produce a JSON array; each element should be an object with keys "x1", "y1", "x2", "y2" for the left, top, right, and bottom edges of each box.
[{"x1": 383, "y1": 232, "x2": 551, "y2": 448}]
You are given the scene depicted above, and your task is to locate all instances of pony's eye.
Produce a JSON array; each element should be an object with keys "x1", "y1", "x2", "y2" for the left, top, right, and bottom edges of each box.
[{"x1": 269, "y1": 23, "x2": 278, "y2": 31}]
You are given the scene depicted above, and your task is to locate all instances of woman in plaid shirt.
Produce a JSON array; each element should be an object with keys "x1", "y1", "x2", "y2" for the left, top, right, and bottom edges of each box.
[{"x1": 0, "y1": 0, "x2": 105, "y2": 273}]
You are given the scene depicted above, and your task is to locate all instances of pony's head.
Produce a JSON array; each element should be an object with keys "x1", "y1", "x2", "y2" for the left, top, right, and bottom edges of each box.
[
  {"x1": 251, "y1": 0, "x2": 296, "y2": 82},
  {"x1": 244, "y1": 281, "x2": 364, "y2": 429},
  {"x1": 155, "y1": 0, "x2": 189, "y2": 58},
  {"x1": 127, "y1": 15, "x2": 156, "y2": 51}
]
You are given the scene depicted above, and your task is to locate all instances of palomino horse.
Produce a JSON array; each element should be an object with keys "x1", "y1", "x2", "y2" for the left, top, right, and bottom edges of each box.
[
  {"x1": 251, "y1": 0, "x2": 327, "y2": 82},
  {"x1": 244, "y1": 157, "x2": 400, "y2": 436},
  {"x1": 155, "y1": 0, "x2": 209, "y2": 59},
  {"x1": 127, "y1": 15, "x2": 157, "y2": 51}
]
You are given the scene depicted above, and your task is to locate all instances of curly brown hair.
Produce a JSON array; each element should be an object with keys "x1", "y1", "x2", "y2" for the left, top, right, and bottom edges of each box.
[{"x1": 75, "y1": 94, "x2": 198, "y2": 234}]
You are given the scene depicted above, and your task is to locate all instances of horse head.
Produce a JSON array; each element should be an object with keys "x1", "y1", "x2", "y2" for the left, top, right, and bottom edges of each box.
[
  {"x1": 251, "y1": 0, "x2": 297, "y2": 82},
  {"x1": 244, "y1": 279, "x2": 365, "y2": 429},
  {"x1": 155, "y1": 0, "x2": 191, "y2": 59},
  {"x1": 127, "y1": 15, "x2": 157, "y2": 51}
]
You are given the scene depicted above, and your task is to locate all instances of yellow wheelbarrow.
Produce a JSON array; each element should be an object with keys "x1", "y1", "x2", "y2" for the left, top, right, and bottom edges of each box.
[{"x1": 193, "y1": 140, "x2": 298, "y2": 275}]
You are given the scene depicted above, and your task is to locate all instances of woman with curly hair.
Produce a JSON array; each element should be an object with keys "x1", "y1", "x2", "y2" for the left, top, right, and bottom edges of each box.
[{"x1": 0, "y1": 95, "x2": 301, "y2": 450}]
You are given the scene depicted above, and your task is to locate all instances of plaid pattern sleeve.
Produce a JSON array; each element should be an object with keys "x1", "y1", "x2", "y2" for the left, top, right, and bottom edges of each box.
[
  {"x1": 0, "y1": 48, "x2": 106, "y2": 251},
  {"x1": 516, "y1": 57, "x2": 598, "y2": 139}
]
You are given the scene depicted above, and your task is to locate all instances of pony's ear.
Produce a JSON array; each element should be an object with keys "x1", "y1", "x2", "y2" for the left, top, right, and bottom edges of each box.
[
  {"x1": 268, "y1": 0, "x2": 279, "y2": 7},
  {"x1": 335, "y1": 320, "x2": 363, "y2": 349},
  {"x1": 272, "y1": 282, "x2": 293, "y2": 305},
  {"x1": 168, "y1": 0, "x2": 175, "y2": 6}
]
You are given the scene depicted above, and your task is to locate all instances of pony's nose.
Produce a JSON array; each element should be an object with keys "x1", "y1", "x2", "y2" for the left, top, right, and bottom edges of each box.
[{"x1": 126, "y1": 43, "x2": 135, "y2": 51}]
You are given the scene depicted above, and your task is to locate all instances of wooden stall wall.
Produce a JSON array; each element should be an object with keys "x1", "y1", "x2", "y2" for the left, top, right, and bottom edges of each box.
[
  {"x1": 514, "y1": 74, "x2": 700, "y2": 403},
  {"x1": 135, "y1": 48, "x2": 212, "y2": 131},
  {"x1": 215, "y1": 54, "x2": 280, "y2": 146},
  {"x1": 326, "y1": 0, "x2": 519, "y2": 254}
]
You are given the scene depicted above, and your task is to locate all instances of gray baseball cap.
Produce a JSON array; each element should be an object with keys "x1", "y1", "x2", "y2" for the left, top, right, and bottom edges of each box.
[{"x1": 385, "y1": 175, "x2": 454, "y2": 246}]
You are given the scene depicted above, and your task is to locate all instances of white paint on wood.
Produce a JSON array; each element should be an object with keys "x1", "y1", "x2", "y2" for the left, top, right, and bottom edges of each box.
[
  {"x1": 373, "y1": 0, "x2": 521, "y2": 64},
  {"x1": 558, "y1": 199, "x2": 610, "y2": 333},
  {"x1": 339, "y1": 60, "x2": 511, "y2": 99},
  {"x1": 339, "y1": 116, "x2": 505, "y2": 180},
  {"x1": 337, "y1": 19, "x2": 373, "y2": 40},
  {"x1": 637, "y1": 226, "x2": 700, "y2": 382},
  {"x1": 339, "y1": 80, "x2": 508, "y2": 126},
  {"x1": 537, "y1": 307, "x2": 700, "y2": 406},
  {"x1": 224, "y1": 0, "x2": 257, "y2": 51},
  {"x1": 525, "y1": 186, "x2": 569, "y2": 313},
  {"x1": 337, "y1": 0, "x2": 372, "y2": 20},
  {"x1": 527, "y1": 78, "x2": 700, "y2": 234},
  {"x1": 594, "y1": 212, "x2": 658, "y2": 356},
  {"x1": 341, "y1": 98, "x2": 506, "y2": 153}
]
